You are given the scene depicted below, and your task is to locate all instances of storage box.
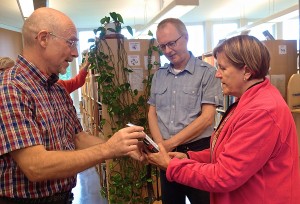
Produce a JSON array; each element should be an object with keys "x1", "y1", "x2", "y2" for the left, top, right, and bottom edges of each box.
[{"x1": 263, "y1": 40, "x2": 297, "y2": 101}]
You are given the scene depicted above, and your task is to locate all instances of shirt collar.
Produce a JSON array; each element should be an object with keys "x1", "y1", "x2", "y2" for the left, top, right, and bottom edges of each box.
[
  {"x1": 46, "y1": 74, "x2": 59, "y2": 87},
  {"x1": 167, "y1": 51, "x2": 195, "y2": 75},
  {"x1": 17, "y1": 55, "x2": 59, "y2": 89}
]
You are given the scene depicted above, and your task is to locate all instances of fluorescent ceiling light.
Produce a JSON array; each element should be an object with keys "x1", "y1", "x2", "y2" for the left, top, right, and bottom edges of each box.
[
  {"x1": 226, "y1": 4, "x2": 299, "y2": 38},
  {"x1": 17, "y1": 0, "x2": 34, "y2": 20},
  {"x1": 135, "y1": 0, "x2": 199, "y2": 37},
  {"x1": 269, "y1": 10, "x2": 299, "y2": 23}
]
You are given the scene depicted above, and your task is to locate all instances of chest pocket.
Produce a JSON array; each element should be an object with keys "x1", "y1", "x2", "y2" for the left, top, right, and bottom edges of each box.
[
  {"x1": 155, "y1": 85, "x2": 168, "y2": 109},
  {"x1": 180, "y1": 87, "x2": 201, "y2": 110}
]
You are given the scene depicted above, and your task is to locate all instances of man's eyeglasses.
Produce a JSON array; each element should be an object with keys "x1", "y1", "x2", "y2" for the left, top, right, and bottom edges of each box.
[
  {"x1": 48, "y1": 32, "x2": 78, "y2": 48},
  {"x1": 157, "y1": 35, "x2": 183, "y2": 51}
]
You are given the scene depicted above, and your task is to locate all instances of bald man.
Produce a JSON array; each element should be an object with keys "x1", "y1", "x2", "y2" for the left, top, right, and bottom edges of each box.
[{"x1": 0, "y1": 8, "x2": 145, "y2": 204}]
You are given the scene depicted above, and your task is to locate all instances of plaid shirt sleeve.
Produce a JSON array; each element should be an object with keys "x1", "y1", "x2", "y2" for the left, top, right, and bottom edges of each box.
[{"x1": 0, "y1": 82, "x2": 43, "y2": 155}]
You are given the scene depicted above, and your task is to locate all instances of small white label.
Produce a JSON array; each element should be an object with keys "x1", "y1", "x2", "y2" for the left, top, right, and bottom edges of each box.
[
  {"x1": 129, "y1": 42, "x2": 141, "y2": 51},
  {"x1": 128, "y1": 55, "x2": 140, "y2": 66},
  {"x1": 278, "y1": 45, "x2": 287, "y2": 55}
]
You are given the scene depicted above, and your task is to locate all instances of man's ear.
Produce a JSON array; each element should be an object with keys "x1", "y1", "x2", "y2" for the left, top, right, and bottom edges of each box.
[
  {"x1": 184, "y1": 34, "x2": 189, "y2": 41},
  {"x1": 36, "y1": 30, "x2": 49, "y2": 48}
]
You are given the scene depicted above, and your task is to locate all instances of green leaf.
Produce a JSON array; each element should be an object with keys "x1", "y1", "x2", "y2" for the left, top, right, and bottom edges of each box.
[
  {"x1": 100, "y1": 119, "x2": 106, "y2": 126},
  {"x1": 115, "y1": 24, "x2": 122, "y2": 33},
  {"x1": 109, "y1": 12, "x2": 118, "y2": 22},
  {"x1": 93, "y1": 28, "x2": 97, "y2": 35},
  {"x1": 123, "y1": 67, "x2": 131, "y2": 72},
  {"x1": 100, "y1": 16, "x2": 110, "y2": 24},
  {"x1": 152, "y1": 45, "x2": 158, "y2": 50},
  {"x1": 125, "y1": 26, "x2": 133, "y2": 36},
  {"x1": 124, "y1": 83, "x2": 130, "y2": 90},
  {"x1": 147, "y1": 30, "x2": 153, "y2": 37},
  {"x1": 116, "y1": 13, "x2": 124, "y2": 23}
]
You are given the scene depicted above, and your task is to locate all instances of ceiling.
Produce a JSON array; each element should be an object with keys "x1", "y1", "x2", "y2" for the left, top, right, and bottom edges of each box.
[{"x1": 0, "y1": 0, "x2": 298, "y2": 33}]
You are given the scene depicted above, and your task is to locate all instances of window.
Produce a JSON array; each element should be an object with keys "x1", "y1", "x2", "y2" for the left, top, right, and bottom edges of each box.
[
  {"x1": 248, "y1": 23, "x2": 275, "y2": 41},
  {"x1": 213, "y1": 23, "x2": 238, "y2": 47},
  {"x1": 79, "y1": 31, "x2": 95, "y2": 58},
  {"x1": 186, "y1": 25, "x2": 204, "y2": 57},
  {"x1": 283, "y1": 19, "x2": 299, "y2": 50}
]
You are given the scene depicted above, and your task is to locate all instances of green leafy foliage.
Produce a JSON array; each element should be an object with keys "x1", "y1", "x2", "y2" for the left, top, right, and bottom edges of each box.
[
  {"x1": 94, "y1": 12, "x2": 133, "y2": 38},
  {"x1": 88, "y1": 13, "x2": 162, "y2": 204}
]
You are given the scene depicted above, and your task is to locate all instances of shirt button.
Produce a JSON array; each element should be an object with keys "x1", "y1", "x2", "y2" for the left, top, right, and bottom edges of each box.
[
  {"x1": 172, "y1": 105, "x2": 175, "y2": 108},
  {"x1": 171, "y1": 121, "x2": 174, "y2": 123},
  {"x1": 175, "y1": 76, "x2": 177, "y2": 78},
  {"x1": 173, "y1": 91, "x2": 176, "y2": 94}
]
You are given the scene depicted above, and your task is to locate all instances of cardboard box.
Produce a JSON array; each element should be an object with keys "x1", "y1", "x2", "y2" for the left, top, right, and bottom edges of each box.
[
  {"x1": 98, "y1": 38, "x2": 160, "y2": 136},
  {"x1": 263, "y1": 40, "x2": 297, "y2": 101}
]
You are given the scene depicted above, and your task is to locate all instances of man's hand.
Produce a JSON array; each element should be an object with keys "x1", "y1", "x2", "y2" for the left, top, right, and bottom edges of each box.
[
  {"x1": 160, "y1": 140, "x2": 176, "y2": 152},
  {"x1": 105, "y1": 126, "x2": 145, "y2": 158},
  {"x1": 127, "y1": 141, "x2": 147, "y2": 162}
]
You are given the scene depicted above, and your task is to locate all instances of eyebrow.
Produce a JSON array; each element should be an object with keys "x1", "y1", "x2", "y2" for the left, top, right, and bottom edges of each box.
[{"x1": 70, "y1": 36, "x2": 79, "y2": 41}]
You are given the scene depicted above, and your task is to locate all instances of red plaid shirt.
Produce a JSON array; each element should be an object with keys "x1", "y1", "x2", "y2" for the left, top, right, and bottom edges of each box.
[{"x1": 0, "y1": 55, "x2": 82, "y2": 198}]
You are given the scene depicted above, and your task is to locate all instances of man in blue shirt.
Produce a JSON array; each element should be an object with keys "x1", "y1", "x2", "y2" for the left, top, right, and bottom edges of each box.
[{"x1": 148, "y1": 18, "x2": 223, "y2": 204}]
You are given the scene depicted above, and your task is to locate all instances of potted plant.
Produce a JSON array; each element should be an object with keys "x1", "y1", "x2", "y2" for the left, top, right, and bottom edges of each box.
[
  {"x1": 88, "y1": 13, "x2": 162, "y2": 204},
  {"x1": 94, "y1": 12, "x2": 133, "y2": 39}
]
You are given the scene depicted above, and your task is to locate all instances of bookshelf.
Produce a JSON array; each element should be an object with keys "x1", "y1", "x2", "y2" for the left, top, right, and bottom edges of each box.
[
  {"x1": 80, "y1": 71, "x2": 103, "y2": 137},
  {"x1": 201, "y1": 51, "x2": 235, "y2": 128},
  {"x1": 202, "y1": 51, "x2": 216, "y2": 67}
]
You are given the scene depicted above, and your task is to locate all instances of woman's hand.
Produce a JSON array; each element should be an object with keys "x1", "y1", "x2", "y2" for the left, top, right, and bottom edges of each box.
[
  {"x1": 169, "y1": 151, "x2": 188, "y2": 159},
  {"x1": 146, "y1": 143, "x2": 171, "y2": 170}
]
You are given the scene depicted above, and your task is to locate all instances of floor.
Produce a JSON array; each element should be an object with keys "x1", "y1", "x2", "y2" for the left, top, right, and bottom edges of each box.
[{"x1": 72, "y1": 167, "x2": 108, "y2": 204}]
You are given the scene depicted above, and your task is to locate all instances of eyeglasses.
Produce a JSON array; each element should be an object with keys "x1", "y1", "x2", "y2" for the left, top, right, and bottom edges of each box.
[
  {"x1": 48, "y1": 32, "x2": 78, "y2": 48},
  {"x1": 157, "y1": 35, "x2": 183, "y2": 51}
]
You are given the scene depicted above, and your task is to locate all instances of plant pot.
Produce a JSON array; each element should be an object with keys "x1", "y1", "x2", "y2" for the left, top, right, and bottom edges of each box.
[{"x1": 104, "y1": 22, "x2": 124, "y2": 39}]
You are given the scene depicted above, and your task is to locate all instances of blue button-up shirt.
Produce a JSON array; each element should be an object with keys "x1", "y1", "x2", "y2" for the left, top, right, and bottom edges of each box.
[{"x1": 148, "y1": 53, "x2": 223, "y2": 142}]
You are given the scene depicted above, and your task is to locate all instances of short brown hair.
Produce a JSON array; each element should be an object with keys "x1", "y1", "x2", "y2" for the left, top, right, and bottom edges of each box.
[
  {"x1": 213, "y1": 35, "x2": 270, "y2": 79},
  {"x1": 157, "y1": 18, "x2": 188, "y2": 37},
  {"x1": 0, "y1": 57, "x2": 15, "y2": 70}
]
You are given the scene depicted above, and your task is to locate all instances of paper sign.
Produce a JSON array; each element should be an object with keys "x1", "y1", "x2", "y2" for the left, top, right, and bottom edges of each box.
[
  {"x1": 129, "y1": 68, "x2": 144, "y2": 91},
  {"x1": 128, "y1": 55, "x2": 140, "y2": 66},
  {"x1": 129, "y1": 42, "x2": 141, "y2": 51},
  {"x1": 278, "y1": 45, "x2": 287, "y2": 55}
]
